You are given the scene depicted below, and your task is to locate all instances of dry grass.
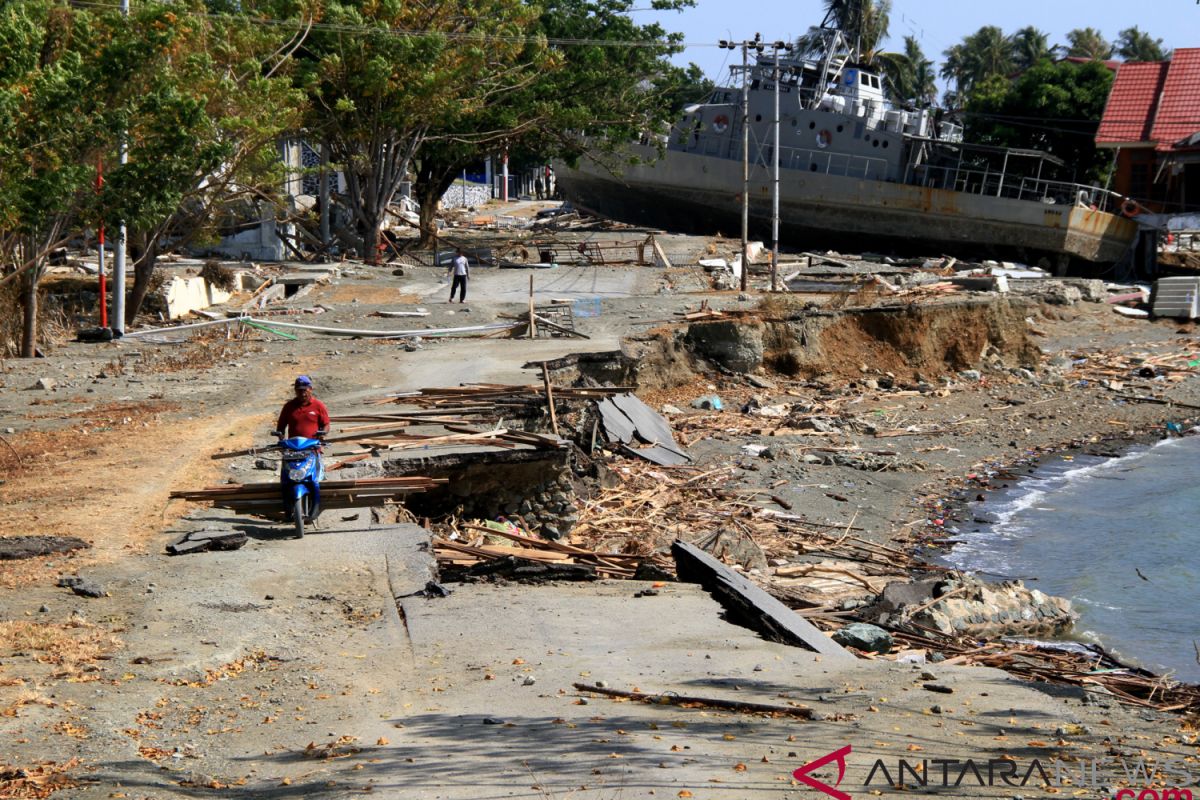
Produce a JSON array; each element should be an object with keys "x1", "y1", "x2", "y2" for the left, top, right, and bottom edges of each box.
[
  {"x1": 0, "y1": 401, "x2": 177, "y2": 476},
  {"x1": 0, "y1": 619, "x2": 122, "y2": 678}
]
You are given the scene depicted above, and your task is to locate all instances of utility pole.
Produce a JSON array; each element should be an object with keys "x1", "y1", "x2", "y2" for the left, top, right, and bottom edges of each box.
[
  {"x1": 96, "y1": 157, "x2": 106, "y2": 328},
  {"x1": 770, "y1": 41, "x2": 791, "y2": 292},
  {"x1": 112, "y1": 0, "x2": 129, "y2": 335},
  {"x1": 319, "y1": 145, "x2": 330, "y2": 257},
  {"x1": 720, "y1": 34, "x2": 762, "y2": 292}
]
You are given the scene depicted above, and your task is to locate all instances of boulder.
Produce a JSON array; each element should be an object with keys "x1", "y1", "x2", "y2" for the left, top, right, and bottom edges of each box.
[{"x1": 832, "y1": 623, "x2": 894, "y2": 653}]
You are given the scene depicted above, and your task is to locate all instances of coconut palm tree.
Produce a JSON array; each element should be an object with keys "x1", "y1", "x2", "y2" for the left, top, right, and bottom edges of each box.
[
  {"x1": 1010, "y1": 26, "x2": 1054, "y2": 70},
  {"x1": 942, "y1": 26, "x2": 1014, "y2": 101},
  {"x1": 1066, "y1": 27, "x2": 1112, "y2": 60},
  {"x1": 1115, "y1": 26, "x2": 1167, "y2": 62},
  {"x1": 795, "y1": 0, "x2": 893, "y2": 64},
  {"x1": 881, "y1": 35, "x2": 936, "y2": 106},
  {"x1": 940, "y1": 42, "x2": 968, "y2": 106}
]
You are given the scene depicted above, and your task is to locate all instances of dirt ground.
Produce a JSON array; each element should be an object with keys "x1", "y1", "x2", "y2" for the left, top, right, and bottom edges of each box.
[{"x1": 2, "y1": 244, "x2": 1200, "y2": 798}]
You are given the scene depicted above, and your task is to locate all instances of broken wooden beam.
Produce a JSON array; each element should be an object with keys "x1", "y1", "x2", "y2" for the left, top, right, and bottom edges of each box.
[{"x1": 572, "y1": 682, "x2": 813, "y2": 719}]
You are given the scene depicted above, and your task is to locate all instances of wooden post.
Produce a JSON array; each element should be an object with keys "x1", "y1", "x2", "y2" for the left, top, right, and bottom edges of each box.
[
  {"x1": 541, "y1": 363, "x2": 559, "y2": 436},
  {"x1": 528, "y1": 274, "x2": 536, "y2": 339}
]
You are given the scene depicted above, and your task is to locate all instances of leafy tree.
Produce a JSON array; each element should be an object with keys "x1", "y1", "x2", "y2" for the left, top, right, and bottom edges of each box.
[
  {"x1": 282, "y1": 0, "x2": 538, "y2": 263},
  {"x1": 965, "y1": 59, "x2": 1115, "y2": 182},
  {"x1": 98, "y1": 5, "x2": 306, "y2": 322},
  {"x1": 408, "y1": 0, "x2": 694, "y2": 245},
  {"x1": 1010, "y1": 26, "x2": 1054, "y2": 69},
  {"x1": 1066, "y1": 27, "x2": 1112, "y2": 60},
  {"x1": 1116, "y1": 26, "x2": 1166, "y2": 62},
  {"x1": 0, "y1": 1, "x2": 110, "y2": 356}
]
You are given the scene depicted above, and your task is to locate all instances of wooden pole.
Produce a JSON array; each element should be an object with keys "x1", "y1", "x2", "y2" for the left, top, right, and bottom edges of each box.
[
  {"x1": 528, "y1": 274, "x2": 536, "y2": 338},
  {"x1": 541, "y1": 363, "x2": 559, "y2": 436}
]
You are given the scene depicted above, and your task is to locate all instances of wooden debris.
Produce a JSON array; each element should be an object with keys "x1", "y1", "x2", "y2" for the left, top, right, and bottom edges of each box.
[
  {"x1": 171, "y1": 476, "x2": 446, "y2": 513},
  {"x1": 572, "y1": 682, "x2": 813, "y2": 719},
  {"x1": 434, "y1": 522, "x2": 652, "y2": 580}
]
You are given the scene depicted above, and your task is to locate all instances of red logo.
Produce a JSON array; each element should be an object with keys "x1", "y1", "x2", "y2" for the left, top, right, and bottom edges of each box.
[{"x1": 793, "y1": 745, "x2": 853, "y2": 800}]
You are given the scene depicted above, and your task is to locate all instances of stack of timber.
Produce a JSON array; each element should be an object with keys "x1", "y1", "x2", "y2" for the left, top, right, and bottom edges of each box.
[
  {"x1": 375, "y1": 383, "x2": 629, "y2": 410},
  {"x1": 171, "y1": 476, "x2": 446, "y2": 513},
  {"x1": 211, "y1": 425, "x2": 568, "y2": 462}
]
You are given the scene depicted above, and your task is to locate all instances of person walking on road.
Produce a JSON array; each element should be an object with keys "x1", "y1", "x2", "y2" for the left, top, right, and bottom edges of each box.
[
  {"x1": 534, "y1": 176, "x2": 544, "y2": 200},
  {"x1": 449, "y1": 248, "x2": 470, "y2": 303}
]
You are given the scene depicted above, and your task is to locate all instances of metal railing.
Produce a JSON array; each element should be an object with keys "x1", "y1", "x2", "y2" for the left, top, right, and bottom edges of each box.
[
  {"x1": 909, "y1": 163, "x2": 1126, "y2": 213},
  {"x1": 675, "y1": 133, "x2": 890, "y2": 180}
]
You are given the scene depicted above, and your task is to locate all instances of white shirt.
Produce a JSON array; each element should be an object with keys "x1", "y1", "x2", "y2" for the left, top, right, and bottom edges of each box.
[{"x1": 451, "y1": 255, "x2": 469, "y2": 277}]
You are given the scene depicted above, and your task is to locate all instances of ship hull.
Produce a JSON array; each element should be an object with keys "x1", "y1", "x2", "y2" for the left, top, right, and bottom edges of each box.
[{"x1": 559, "y1": 145, "x2": 1137, "y2": 266}]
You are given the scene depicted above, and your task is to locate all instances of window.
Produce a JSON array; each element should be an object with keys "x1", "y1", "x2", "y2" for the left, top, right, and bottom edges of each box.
[{"x1": 861, "y1": 73, "x2": 870, "y2": 86}]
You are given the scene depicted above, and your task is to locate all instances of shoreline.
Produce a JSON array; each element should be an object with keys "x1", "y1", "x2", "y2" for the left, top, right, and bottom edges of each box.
[{"x1": 905, "y1": 420, "x2": 1200, "y2": 687}]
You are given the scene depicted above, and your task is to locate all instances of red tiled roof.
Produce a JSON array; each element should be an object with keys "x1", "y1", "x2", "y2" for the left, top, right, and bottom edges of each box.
[
  {"x1": 1149, "y1": 49, "x2": 1200, "y2": 151},
  {"x1": 1095, "y1": 61, "x2": 1168, "y2": 145}
]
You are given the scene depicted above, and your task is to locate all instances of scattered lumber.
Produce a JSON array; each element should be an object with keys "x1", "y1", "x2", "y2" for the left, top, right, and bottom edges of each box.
[
  {"x1": 171, "y1": 476, "x2": 446, "y2": 513},
  {"x1": 573, "y1": 682, "x2": 813, "y2": 719},
  {"x1": 434, "y1": 521, "x2": 654, "y2": 580}
]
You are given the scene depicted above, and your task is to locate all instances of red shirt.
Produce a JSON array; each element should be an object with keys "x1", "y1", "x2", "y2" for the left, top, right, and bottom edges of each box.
[{"x1": 277, "y1": 397, "x2": 330, "y2": 439}]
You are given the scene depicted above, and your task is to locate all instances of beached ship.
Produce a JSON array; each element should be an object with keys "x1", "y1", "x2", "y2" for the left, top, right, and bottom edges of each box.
[{"x1": 557, "y1": 29, "x2": 1139, "y2": 269}]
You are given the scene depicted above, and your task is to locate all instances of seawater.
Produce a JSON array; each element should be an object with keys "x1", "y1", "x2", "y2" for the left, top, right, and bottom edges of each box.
[{"x1": 942, "y1": 435, "x2": 1200, "y2": 683}]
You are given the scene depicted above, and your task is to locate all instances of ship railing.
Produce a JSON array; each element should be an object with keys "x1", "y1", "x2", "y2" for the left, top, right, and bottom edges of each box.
[
  {"x1": 912, "y1": 164, "x2": 1125, "y2": 213},
  {"x1": 774, "y1": 144, "x2": 889, "y2": 180}
]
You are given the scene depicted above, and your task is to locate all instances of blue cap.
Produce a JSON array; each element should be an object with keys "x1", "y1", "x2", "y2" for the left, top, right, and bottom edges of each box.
[{"x1": 294, "y1": 375, "x2": 312, "y2": 387}]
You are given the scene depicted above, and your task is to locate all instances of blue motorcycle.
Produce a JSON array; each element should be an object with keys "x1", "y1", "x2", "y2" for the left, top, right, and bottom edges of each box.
[{"x1": 275, "y1": 436, "x2": 323, "y2": 538}]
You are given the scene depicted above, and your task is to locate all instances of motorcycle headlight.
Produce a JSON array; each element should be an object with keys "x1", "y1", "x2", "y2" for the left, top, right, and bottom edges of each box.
[{"x1": 288, "y1": 467, "x2": 308, "y2": 481}]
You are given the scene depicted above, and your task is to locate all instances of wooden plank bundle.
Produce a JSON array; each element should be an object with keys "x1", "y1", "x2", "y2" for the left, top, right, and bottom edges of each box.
[
  {"x1": 171, "y1": 476, "x2": 447, "y2": 513},
  {"x1": 377, "y1": 382, "x2": 630, "y2": 408}
]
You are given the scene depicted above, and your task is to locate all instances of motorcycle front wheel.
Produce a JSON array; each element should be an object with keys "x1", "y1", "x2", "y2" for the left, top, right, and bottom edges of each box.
[{"x1": 293, "y1": 496, "x2": 305, "y2": 539}]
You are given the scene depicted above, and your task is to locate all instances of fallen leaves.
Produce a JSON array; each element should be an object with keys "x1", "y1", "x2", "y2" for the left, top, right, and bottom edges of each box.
[{"x1": 0, "y1": 759, "x2": 80, "y2": 799}]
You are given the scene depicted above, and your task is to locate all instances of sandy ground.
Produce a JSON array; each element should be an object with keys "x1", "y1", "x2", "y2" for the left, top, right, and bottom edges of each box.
[{"x1": 2, "y1": 252, "x2": 1199, "y2": 798}]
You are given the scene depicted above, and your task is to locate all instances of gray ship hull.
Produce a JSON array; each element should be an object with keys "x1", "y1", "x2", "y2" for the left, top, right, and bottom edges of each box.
[{"x1": 559, "y1": 145, "x2": 1137, "y2": 266}]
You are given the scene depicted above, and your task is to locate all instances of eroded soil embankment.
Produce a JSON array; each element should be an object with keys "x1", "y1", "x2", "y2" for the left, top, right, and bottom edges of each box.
[{"x1": 622, "y1": 298, "x2": 1039, "y2": 386}]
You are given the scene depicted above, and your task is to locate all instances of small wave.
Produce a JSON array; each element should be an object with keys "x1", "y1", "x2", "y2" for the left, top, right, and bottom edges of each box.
[{"x1": 1074, "y1": 596, "x2": 1122, "y2": 612}]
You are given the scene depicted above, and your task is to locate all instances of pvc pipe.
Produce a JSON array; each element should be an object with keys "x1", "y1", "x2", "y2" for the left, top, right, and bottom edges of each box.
[
  {"x1": 121, "y1": 316, "x2": 248, "y2": 338},
  {"x1": 245, "y1": 317, "x2": 519, "y2": 338}
]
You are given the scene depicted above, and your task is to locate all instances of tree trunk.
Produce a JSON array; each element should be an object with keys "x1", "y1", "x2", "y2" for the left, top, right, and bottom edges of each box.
[
  {"x1": 20, "y1": 266, "x2": 38, "y2": 359},
  {"x1": 363, "y1": 210, "x2": 383, "y2": 265},
  {"x1": 414, "y1": 164, "x2": 460, "y2": 249},
  {"x1": 126, "y1": 235, "x2": 160, "y2": 326}
]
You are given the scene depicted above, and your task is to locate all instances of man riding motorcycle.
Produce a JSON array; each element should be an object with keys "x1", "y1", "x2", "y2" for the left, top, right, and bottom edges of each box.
[{"x1": 272, "y1": 376, "x2": 330, "y2": 531}]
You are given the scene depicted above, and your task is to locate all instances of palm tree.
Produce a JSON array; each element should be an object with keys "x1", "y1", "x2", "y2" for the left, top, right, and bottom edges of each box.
[
  {"x1": 943, "y1": 25, "x2": 1013, "y2": 101},
  {"x1": 1066, "y1": 27, "x2": 1112, "y2": 60},
  {"x1": 1116, "y1": 27, "x2": 1167, "y2": 62},
  {"x1": 1010, "y1": 26, "x2": 1054, "y2": 70},
  {"x1": 882, "y1": 35, "x2": 935, "y2": 106},
  {"x1": 795, "y1": 0, "x2": 893, "y2": 64},
  {"x1": 940, "y1": 43, "x2": 967, "y2": 107}
]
